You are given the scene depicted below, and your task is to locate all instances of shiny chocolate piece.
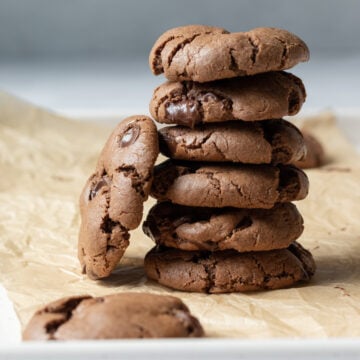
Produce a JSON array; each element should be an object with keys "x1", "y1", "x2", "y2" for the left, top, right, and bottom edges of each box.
[
  {"x1": 165, "y1": 100, "x2": 201, "y2": 127},
  {"x1": 200, "y1": 92, "x2": 219, "y2": 102},
  {"x1": 119, "y1": 123, "x2": 140, "y2": 148},
  {"x1": 89, "y1": 175, "x2": 110, "y2": 200}
]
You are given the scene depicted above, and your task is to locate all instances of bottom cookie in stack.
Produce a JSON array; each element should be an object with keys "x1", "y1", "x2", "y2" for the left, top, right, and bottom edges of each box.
[
  {"x1": 142, "y1": 202, "x2": 315, "y2": 293},
  {"x1": 144, "y1": 242, "x2": 315, "y2": 294}
]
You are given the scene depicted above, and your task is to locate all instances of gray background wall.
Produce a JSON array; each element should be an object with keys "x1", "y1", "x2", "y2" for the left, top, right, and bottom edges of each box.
[
  {"x1": 0, "y1": 0, "x2": 359, "y2": 112},
  {"x1": 1, "y1": 0, "x2": 359, "y2": 60}
]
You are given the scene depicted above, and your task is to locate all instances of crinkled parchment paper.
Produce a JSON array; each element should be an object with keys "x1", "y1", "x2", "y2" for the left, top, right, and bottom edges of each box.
[{"x1": 1, "y1": 92, "x2": 360, "y2": 338}]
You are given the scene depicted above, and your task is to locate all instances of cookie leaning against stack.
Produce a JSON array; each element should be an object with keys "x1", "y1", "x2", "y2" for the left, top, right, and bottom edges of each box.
[
  {"x1": 144, "y1": 25, "x2": 316, "y2": 293},
  {"x1": 78, "y1": 115, "x2": 159, "y2": 279}
]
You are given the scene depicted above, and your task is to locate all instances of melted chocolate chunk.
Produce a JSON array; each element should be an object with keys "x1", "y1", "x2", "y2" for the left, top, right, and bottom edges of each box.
[
  {"x1": 142, "y1": 213, "x2": 161, "y2": 242},
  {"x1": 89, "y1": 175, "x2": 110, "y2": 200},
  {"x1": 200, "y1": 92, "x2": 219, "y2": 102},
  {"x1": 119, "y1": 123, "x2": 140, "y2": 147},
  {"x1": 172, "y1": 216, "x2": 193, "y2": 228},
  {"x1": 165, "y1": 100, "x2": 201, "y2": 127}
]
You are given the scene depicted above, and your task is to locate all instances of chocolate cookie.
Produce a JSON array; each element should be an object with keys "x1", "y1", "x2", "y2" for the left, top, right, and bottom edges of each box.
[
  {"x1": 143, "y1": 202, "x2": 303, "y2": 252},
  {"x1": 159, "y1": 119, "x2": 306, "y2": 164},
  {"x1": 23, "y1": 293, "x2": 204, "y2": 340},
  {"x1": 78, "y1": 115, "x2": 159, "y2": 279},
  {"x1": 144, "y1": 242, "x2": 316, "y2": 293},
  {"x1": 293, "y1": 132, "x2": 325, "y2": 169},
  {"x1": 150, "y1": 72, "x2": 306, "y2": 126},
  {"x1": 150, "y1": 160, "x2": 309, "y2": 208},
  {"x1": 150, "y1": 25, "x2": 309, "y2": 82}
]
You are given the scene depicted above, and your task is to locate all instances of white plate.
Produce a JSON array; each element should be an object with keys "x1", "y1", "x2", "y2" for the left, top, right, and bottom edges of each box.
[{"x1": 1, "y1": 339, "x2": 360, "y2": 360}]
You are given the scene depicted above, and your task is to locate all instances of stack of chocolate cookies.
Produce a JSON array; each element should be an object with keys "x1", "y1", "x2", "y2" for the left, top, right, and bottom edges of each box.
[{"x1": 143, "y1": 25, "x2": 316, "y2": 293}]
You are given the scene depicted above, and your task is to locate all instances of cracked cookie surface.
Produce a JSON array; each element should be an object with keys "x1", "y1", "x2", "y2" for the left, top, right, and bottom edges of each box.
[
  {"x1": 150, "y1": 25, "x2": 309, "y2": 82},
  {"x1": 23, "y1": 293, "x2": 204, "y2": 340},
  {"x1": 144, "y1": 242, "x2": 316, "y2": 293},
  {"x1": 143, "y1": 202, "x2": 303, "y2": 252},
  {"x1": 150, "y1": 160, "x2": 309, "y2": 208},
  {"x1": 159, "y1": 119, "x2": 306, "y2": 164},
  {"x1": 150, "y1": 72, "x2": 306, "y2": 126},
  {"x1": 78, "y1": 115, "x2": 159, "y2": 279}
]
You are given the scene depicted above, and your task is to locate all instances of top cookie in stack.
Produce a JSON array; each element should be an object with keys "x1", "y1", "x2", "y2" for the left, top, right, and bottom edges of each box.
[
  {"x1": 149, "y1": 25, "x2": 309, "y2": 82},
  {"x1": 144, "y1": 25, "x2": 315, "y2": 293}
]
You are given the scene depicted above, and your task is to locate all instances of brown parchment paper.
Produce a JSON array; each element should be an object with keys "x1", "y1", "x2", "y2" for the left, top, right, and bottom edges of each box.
[{"x1": 1, "y1": 91, "x2": 360, "y2": 338}]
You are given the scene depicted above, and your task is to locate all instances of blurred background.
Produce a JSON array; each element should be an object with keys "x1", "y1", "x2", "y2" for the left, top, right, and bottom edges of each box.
[{"x1": 0, "y1": 0, "x2": 359, "y2": 116}]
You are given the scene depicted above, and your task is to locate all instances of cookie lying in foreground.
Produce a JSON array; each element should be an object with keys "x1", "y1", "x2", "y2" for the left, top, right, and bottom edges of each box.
[
  {"x1": 145, "y1": 242, "x2": 316, "y2": 293},
  {"x1": 78, "y1": 115, "x2": 159, "y2": 279},
  {"x1": 150, "y1": 25, "x2": 309, "y2": 82},
  {"x1": 23, "y1": 293, "x2": 204, "y2": 340}
]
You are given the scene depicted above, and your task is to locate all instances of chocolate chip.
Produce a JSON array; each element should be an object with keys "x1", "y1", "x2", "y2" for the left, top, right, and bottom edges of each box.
[
  {"x1": 89, "y1": 176, "x2": 110, "y2": 200},
  {"x1": 165, "y1": 100, "x2": 201, "y2": 127},
  {"x1": 287, "y1": 89, "x2": 300, "y2": 114},
  {"x1": 201, "y1": 92, "x2": 219, "y2": 102},
  {"x1": 119, "y1": 123, "x2": 140, "y2": 147},
  {"x1": 142, "y1": 218, "x2": 161, "y2": 242}
]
